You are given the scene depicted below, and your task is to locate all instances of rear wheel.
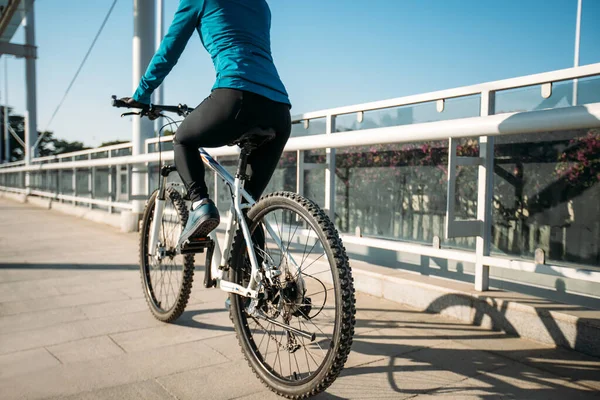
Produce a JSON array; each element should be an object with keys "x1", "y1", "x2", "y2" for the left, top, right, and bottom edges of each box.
[
  {"x1": 229, "y1": 191, "x2": 355, "y2": 398},
  {"x1": 139, "y1": 186, "x2": 195, "y2": 322}
]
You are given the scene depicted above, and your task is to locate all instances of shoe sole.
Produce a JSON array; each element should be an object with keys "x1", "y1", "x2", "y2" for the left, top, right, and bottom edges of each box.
[{"x1": 179, "y1": 216, "x2": 220, "y2": 246}]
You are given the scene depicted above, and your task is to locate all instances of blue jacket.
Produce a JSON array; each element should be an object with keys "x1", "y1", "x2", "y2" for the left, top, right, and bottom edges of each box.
[{"x1": 133, "y1": 0, "x2": 290, "y2": 106}]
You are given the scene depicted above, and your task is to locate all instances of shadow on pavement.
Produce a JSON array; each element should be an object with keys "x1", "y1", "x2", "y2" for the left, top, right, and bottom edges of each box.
[
  {"x1": 333, "y1": 301, "x2": 600, "y2": 399},
  {"x1": 0, "y1": 263, "x2": 138, "y2": 271}
]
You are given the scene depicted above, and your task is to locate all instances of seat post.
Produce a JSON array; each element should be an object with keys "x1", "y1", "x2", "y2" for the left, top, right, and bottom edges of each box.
[{"x1": 236, "y1": 146, "x2": 253, "y2": 181}]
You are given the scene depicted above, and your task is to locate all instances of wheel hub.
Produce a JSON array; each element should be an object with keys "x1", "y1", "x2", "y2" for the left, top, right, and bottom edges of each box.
[{"x1": 280, "y1": 279, "x2": 312, "y2": 319}]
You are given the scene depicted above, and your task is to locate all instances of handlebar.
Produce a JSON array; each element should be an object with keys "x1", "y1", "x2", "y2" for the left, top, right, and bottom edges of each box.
[{"x1": 111, "y1": 95, "x2": 194, "y2": 117}]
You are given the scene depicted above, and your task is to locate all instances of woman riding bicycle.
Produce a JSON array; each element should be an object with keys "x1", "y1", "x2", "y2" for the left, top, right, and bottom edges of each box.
[{"x1": 121, "y1": 0, "x2": 291, "y2": 246}]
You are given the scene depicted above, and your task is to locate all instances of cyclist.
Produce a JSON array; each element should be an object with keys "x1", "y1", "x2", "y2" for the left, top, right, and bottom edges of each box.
[{"x1": 120, "y1": 0, "x2": 291, "y2": 246}]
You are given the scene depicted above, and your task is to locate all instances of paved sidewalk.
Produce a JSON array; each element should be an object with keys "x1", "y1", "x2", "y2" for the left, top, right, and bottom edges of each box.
[{"x1": 0, "y1": 198, "x2": 599, "y2": 399}]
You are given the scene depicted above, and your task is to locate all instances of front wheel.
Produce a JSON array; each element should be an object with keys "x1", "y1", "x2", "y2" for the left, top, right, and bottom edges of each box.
[
  {"x1": 229, "y1": 192, "x2": 356, "y2": 398},
  {"x1": 139, "y1": 186, "x2": 195, "y2": 322}
]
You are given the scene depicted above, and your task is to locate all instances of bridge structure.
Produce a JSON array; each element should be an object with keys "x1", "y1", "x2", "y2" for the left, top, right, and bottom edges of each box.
[{"x1": 0, "y1": 2, "x2": 599, "y2": 398}]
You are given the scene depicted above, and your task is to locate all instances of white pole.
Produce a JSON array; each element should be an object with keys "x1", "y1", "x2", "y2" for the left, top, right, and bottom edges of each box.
[
  {"x1": 3, "y1": 57, "x2": 7, "y2": 163},
  {"x1": 154, "y1": 0, "x2": 165, "y2": 134},
  {"x1": 24, "y1": 4, "x2": 38, "y2": 165},
  {"x1": 132, "y1": 0, "x2": 156, "y2": 214},
  {"x1": 573, "y1": 0, "x2": 582, "y2": 106}
]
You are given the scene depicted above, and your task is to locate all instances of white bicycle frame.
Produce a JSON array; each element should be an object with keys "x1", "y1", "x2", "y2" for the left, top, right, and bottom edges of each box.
[{"x1": 147, "y1": 148, "x2": 301, "y2": 299}]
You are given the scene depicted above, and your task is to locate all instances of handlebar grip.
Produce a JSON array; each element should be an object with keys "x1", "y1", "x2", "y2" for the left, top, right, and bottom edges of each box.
[{"x1": 111, "y1": 95, "x2": 129, "y2": 108}]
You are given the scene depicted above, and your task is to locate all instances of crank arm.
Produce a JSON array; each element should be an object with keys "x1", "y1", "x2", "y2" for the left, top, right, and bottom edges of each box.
[
  {"x1": 219, "y1": 279, "x2": 259, "y2": 299},
  {"x1": 254, "y1": 310, "x2": 316, "y2": 342}
]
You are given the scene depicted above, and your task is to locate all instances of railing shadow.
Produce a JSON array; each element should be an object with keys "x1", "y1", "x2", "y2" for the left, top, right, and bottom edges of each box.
[
  {"x1": 0, "y1": 262, "x2": 138, "y2": 271},
  {"x1": 323, "y1": 294, "x2": 600, "y2": 399}
]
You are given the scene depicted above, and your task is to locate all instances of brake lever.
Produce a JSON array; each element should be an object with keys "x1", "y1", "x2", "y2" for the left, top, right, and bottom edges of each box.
[{"x1": 121, "y1": 111, "x2": 141, "y2": 117}]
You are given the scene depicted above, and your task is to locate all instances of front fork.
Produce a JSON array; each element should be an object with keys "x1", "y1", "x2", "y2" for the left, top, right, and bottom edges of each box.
[{"x1": 148, "y1": 166, "x2": 174, "y2": 258}]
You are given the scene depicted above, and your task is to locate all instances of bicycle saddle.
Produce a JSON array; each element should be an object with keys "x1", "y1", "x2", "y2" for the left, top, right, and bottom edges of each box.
[{"x1": 229, "y1": 127, "x2": 276, "y2": 150}]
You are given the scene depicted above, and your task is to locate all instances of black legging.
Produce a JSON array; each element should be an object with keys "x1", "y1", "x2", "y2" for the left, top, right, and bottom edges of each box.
[{"x1": 173, "y1": 88, "x2": 291, "y2": 203}]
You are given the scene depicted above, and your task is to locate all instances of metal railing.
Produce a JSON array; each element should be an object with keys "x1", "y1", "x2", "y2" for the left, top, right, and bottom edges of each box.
[{"x1": 1, "y1": 63, "x2": 600, "y2": 294}]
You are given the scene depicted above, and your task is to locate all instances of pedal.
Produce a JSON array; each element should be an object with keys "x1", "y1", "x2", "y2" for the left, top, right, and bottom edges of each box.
[
  {"x1": 203, "y1": 240, "x2": 216, "y2": 289},
  {"x1": 179, "y1": 236, "x2": 213, "y2": 255}
]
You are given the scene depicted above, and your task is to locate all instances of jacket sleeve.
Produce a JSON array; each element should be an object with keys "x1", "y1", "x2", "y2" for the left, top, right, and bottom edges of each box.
[{"x1": 132, "y1": 0, "x2": 202, "y2": 104}]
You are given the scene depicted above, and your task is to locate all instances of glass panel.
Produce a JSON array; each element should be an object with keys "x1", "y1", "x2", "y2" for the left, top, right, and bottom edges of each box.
[
  {"x1": 60, "y1": 171, "x2": 73, "y2": 194},
  {"x1": 91, "y1": 151, "x2": 108, "y2": 160},
  {"x1": 49, "y1": 171, "x2": 59, "y2": 193},
  {"x1": 454, "y1": 165, "x2": 478, "y2": 221},
  {"x1": 215, "y1": 156, "x2": 237, "y2": 214},
  {"x1": 333, "y1": 141, "x2": 476, "y2": 249},
  {"x1": 492, "y1": 128, "x2": 600, "y2": 267},
  {"x1": 94, "y1": 168, "x2": 111, "y2": 199},
  {"x1": 76, "y1": 170, "x2": 90, "y2": 197},
  {"x1": 111, "y1": 147, "x2": 132, "y2": 157},
  {"x1": 264, "y1": 151, "x2": 297, "y2": 194},
  {"x1": 576, "y1": 76, "x2": 600, "y2": 106},
  {"x1": 149, "y1": 140, "x2": 174, "y2": 153},
  {"x1": 147, "y1": 162, "x2": 191, "y2": 201},
  {"x1": 495, "y1": 80, "x2": 575, "y2": 114},
  {"x1": 335, "y1": 96, "x2": 480, "y2": 132},
  {"x1": 291, "y1": 117, "x2": 327, "y2": 137},
  {"x1": 303, "y1": 149, "x2": 326, "y2": 209},
  {"x1": 120, "y1": 171, "x2": 128, "y2": 199},
  {"x1": 148, "y1": 163, "x2": 160, "y2": 192}
]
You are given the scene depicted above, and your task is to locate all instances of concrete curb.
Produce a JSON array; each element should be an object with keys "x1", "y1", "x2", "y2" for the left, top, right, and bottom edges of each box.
[
  {"x1": 0, "y1": 191, "x2": 27, "y2": 203},
  {"x1": 50, "y1": 202, "x2": 124, "y2": 230},
  {"x1": 0, "y1": 192, "x2": 132, "y2": 232},
  {"x1": 351, "y1": 267, "x2": 600, "y2": 357}
]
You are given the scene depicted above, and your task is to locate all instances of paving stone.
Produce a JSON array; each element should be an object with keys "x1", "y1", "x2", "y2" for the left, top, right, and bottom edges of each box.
[
  {"x1": 349, "y1": 327, "x2": 449, "y2": 368},
  {"x1": 197, "y1": 333, "x2": 242, "y2": 361},
  {"x1": 0, "y1": 306, "x2": 88, "y2": 335},
  {"x1": 0, "y1": 311, "x2": 160, "y2": 355},
  {"x1": 325, "y1": 356, "x2": 462, "y2": 399},
  {"x1": 51, "y1": 380, "x2": 174, "y2": 400},
  {"x1": 407, "y1": 340, "x2": 515, "y2": 379},
  {"x1": 0, "y1": 340, "x2": 228, "y2": 400},
  {"x1": 0, "y1": 289, "x2": 130, "y2": 316},
  {"x1": 78, "y1": 298, "x2": 148, "y2": 319},
  {"x1": 0, "y1": 348, "x2": 61, "y2": 380},
  {"x1": 47, "y1": 336, "x2": 125, "y2": 364},
  {"x1": 157, "y1": 362, "x2": 267, "y2": 400},
  {"x1": 412, "y1": 362, "x2": 599, "y2": 400}
]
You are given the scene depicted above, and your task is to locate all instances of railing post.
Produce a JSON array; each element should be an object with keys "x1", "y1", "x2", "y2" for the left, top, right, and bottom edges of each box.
[
  {"x1": 296, "y1": 150, "x2": 305, "y2": 197},
  {"x1": 325, "y1": 115, "x2": 336, "y2": 221},
  {"x1": 72, "y1": 157, "x2": 76, "y2": 205},
  {"x1": 126, "y1": 164, "x2": 132, "y2": 202},
  {"x1": 213, "y1": 164, "x2": 218, "y2": 207},
  {"x1": 108, "y1": 151, "x2": 113, "y2": 214},
  {"x1": 475, "y1": 90, "x2": 496, "y2": 291},
  {"x1": 145, "y1": 139, "x2": 152, "y2": 195},
  {"x1": 89, "y1": 154, "x2": 94, "y2": 209},
  {"x1": 57, "y1": 166, "x2": 62, "y2": 202}
]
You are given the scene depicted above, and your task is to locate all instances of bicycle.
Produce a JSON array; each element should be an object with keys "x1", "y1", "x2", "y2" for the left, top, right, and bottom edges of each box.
[{"x1": 111, "y1": 96, "x2": 356, "y2": 398}]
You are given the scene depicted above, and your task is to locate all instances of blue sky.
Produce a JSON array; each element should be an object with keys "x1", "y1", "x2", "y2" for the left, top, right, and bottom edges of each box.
[{"x1": 2, "y1": 0, "x2": 599, "y2": 147}]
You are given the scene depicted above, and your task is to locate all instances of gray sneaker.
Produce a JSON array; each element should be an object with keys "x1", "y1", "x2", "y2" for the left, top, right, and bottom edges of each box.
[{"x1": 178, "y1": 198, "x2": 220, "y2": 246}]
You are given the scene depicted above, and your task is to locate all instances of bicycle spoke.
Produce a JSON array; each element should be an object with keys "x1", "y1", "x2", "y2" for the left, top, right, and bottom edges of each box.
[{"x1": 306, "y1": 286, "x2": 335, "y2": 297}]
